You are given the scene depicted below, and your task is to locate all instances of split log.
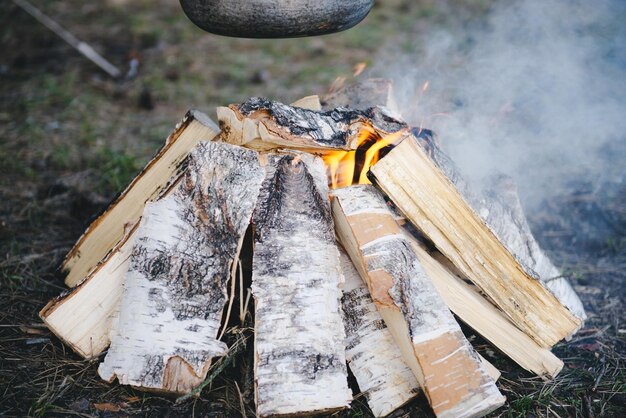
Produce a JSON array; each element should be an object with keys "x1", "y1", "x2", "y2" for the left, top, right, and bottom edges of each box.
[
  {"x1": 217, "y1": 97, "x2": 407, "y2": 152},
  {"x1": 40, "y1": 225, "x2": 136, "y2": 359},
  {"x1": 340, "y1": 248, "x2": 420, "y2": 417},
  {"x1": 98, "y1": 141, "x2": 265, "y2": 393},
  {"x1": 414, "y1": 130, "x2": 585, "y2": 321},
  {"x1": 252, "y1": 152, "x2": 352, "y2": 417},
  {"x1": 480, "y1": 175, "x2": 586, "y2": 320},
  {"x1": 321, "y1": 78, "x2": 400, "y2": 113},
  {"x1": 290, "y1": 95, "x2": 322, "y2": 111},
  {"x1": 62, "y1": 110, "x2": 220, "y2": 287},
  {"x1": 370, "y1": 133, "x2": 582, "y2": 347},
  {"x1": 41, "y1": 176, "x2": 183, "y2": 360},
  {"x1": 332, "y1": 185, "x2": 505, "y2": 418},
  {"x1": 401, "y1": 228, "x2": 564, "y2": 379}
]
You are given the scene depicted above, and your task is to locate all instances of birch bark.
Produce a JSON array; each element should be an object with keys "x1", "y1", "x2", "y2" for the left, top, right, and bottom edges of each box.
[
  {"x1": 340, "y1": 249, "x2": 419, "y2": 417},
  {"x1": 332, "y1": 185, "x2": 505, "y2": 418},
  {"x1": 62, "y1": 110, "x2": 219, "y2": 287},
  {"x1": 252, "y1": 152, "x2": 352, "y2": 417},
  {"x1": 98, "y1": 141, "x2": 264, "y2": 393}
]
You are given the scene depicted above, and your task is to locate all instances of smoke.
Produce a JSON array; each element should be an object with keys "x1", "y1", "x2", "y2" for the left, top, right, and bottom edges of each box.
[{"x1": 374, "y1": 0, "x2": 626, "y2": 209}]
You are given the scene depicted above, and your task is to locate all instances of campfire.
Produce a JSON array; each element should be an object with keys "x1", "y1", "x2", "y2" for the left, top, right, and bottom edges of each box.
[{"x1": 40, "y1": 80, "x2": 586, "y2": 418}]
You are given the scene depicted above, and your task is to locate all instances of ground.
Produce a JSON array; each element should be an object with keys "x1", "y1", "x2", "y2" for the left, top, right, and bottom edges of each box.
[{"x1": 1, "y1": 0, "x2": 624, "y2": 417}]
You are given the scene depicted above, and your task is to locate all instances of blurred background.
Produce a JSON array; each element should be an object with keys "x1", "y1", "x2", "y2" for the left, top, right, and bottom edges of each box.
[{"x1": 1, "y1": 0, "x2": 624, "y2": 416}]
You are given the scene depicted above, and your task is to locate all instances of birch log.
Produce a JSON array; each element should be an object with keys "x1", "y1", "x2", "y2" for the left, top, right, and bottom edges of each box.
[
  {"x1": 217, "y1": 97, "x2": 407, "y2": 152},
  {"x1": 414, "y1": 130, "x2": 585, "y2": 321},
  {"x1": 370, "y1": 134, "x2": 582, "y2": 347},
  {"x1": 340, "y1": 249, "x2": 420, "y2": 417},
  {"x1": 332, "y1": 185, "x2": 505, "y2": 418},
  {"x1": 62, "y1": 110, "x2": 219, "y2": 287},
  {"x1": 40, "y1": 225, "x2": 136, "y2": 359},
  {"x1": 252, "y1": 152, "x2": 352, "y2": 417},
  {"x1": 98, "y1": 141, "x2": 265, "y2": 393},
  {"x1": 401, "y1": 229, "x2": 564, "y2": 379}
]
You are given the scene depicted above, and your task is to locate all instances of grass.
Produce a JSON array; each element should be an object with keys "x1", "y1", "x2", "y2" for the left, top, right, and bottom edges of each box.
[
  {"x1": 1, "y1": 0, "x2": 625, "y2": 417},
  {"x1": 93, "y1": 148, "x2": 141, "y2": 194}
]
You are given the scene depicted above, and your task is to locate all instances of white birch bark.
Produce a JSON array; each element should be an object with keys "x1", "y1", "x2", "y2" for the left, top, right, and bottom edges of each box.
[
  {"x1": 340, "y1": 249, "x2": 420, "y2": 417},
  {"x1": 252, "y1": 152, "x2": 352, "y2": 417},
  {"x1": 98, "y1": 141, "x2": 265, "y2": 393},
  {"x1": 332, "y1": 185, "x2": 505, "y2": 418},
  {"x1": 62, "y1": 110, "x2": 219, "y2": 287},
  {"x1": 400, "y1": 229, "x2": 564, "y2": 379}
]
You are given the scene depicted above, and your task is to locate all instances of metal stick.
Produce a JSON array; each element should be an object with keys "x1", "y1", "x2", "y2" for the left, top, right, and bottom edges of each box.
[{"x1": 12, "y1": 0, "x2": 122, "y2": 78}]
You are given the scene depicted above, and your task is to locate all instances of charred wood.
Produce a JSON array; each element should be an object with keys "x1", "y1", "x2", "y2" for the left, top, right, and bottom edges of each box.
[{"x1": 217, "y1": 97, "x2": 407, "y2": 152}]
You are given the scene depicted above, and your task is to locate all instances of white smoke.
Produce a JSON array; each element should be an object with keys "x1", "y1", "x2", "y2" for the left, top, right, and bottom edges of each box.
[{"x1": 373, "y1": 0, "x2": 626, "y2": 209}]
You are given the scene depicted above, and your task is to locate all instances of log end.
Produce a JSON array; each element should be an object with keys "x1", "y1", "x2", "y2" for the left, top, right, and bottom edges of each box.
[{"x1": 161, "y1": 356, "x2": 206, "y2": 394}]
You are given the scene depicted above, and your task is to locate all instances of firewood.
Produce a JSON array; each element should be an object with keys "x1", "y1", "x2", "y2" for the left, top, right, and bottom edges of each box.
[
  {"x1": 479, "y1": 175, "x2": 586, "y2": 320},
  {"x1": 217, "y1": 97, "x2": 407, "y2": 152},
  {"x1": 321, "y1": 78, "x2": 400, "y2": 113},
  {"x1": 40, "y1": 224, "x2": 136, "y2": 359},
  {"x1": 332, "y1": 185, "x2": 505, "y2": 418},
  {"x1": 401, "y1": 229, "x2": 564, "y2": 379},
  {"x1": 290, "y1": 95, "x2": 322, "y2": 110},
  {"x1": 339, "y1": 248, "x2": 420, "y2": 417},
  {"x1": 98, "y1": 141, "x2": 265, "y2": 394},
  {"x1": 370, "y1": 134, "x2": 582, "y2": 348},
  {"x1": 411, "y1": 131, "x2": 584, "y2": 321},
  {"x1": 252, "y1": 152, "x2": 352, "y2": 417},
  {"x1": 62, "y1": 110, "x2": 220, "y2": 287},
  {"x1": 42, "y1": 176, "x2": 188, "y2": 360},
  {"x1": 44, "y1": 112, "x2": 220, "y2": 358}
]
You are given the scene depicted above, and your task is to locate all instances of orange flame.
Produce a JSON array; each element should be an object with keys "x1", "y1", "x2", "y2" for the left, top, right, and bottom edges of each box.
[{"x1": 323, "y1": 128, "x2": 405, "y2": 189}]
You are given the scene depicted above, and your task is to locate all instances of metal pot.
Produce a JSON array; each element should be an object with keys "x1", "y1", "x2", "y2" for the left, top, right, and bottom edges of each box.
[{"x1": 179, "y1": 0, "x2": 374, "y2": 38}]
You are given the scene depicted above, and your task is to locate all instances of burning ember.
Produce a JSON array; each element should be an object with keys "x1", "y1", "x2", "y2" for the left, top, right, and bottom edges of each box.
[
  {"x1": 323, "y1": 128, "x2": 406, "y2": 189},
  {"x1": 321, "y1": 78, "x2": 444, "y2": 189}
]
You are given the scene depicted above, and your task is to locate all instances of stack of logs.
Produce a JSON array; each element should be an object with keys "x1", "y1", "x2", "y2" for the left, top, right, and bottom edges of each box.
[{"x1": 41, "y1": 80, "x2": 586, "y2": 418}]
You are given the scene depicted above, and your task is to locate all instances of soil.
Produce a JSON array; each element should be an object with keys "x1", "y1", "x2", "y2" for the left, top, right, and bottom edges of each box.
[{"x1": 1, "y1": 1, "x2": 624, "y2": 417}]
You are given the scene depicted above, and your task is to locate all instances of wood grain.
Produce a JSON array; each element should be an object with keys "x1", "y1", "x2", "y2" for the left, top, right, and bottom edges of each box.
[
  {"x1": 98, "y1": 141, "x2": 264, "y2": 393},
  {"x1": 41, "y1": 224, "x2": 136, "y2": 359},
  {"x1": 371, "y1": 135, "x2": 581, "y2": 347},
  {"x1": 401, "y1": 229, "x2": 564, "y2": 379},
  {"x1": 414, "y1": 130, "x2": 585, "y2": 321}
]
